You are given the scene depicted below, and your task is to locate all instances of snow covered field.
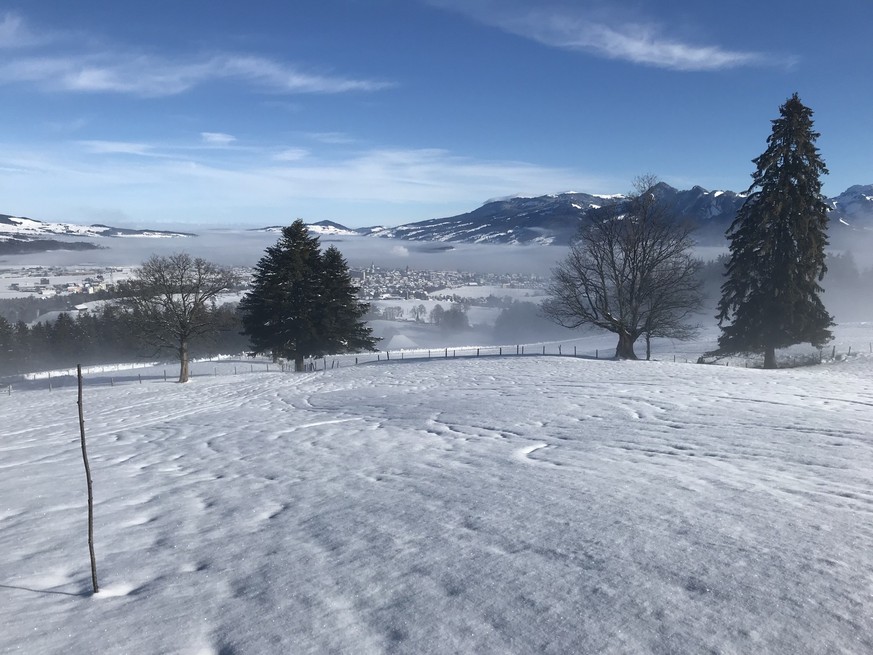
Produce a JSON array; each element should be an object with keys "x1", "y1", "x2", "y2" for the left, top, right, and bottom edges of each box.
[{"x1": 2, "y1": 330, "x2": 873, "y2": 653}]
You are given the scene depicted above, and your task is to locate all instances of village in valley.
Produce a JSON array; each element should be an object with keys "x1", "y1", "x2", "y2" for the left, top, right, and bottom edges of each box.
[{"x1": 0, "y1": 261, "x2": 547, "y2": 313}]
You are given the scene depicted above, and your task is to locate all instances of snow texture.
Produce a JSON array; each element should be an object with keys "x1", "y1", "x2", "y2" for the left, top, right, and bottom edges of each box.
[{"x1": 2, "y1": 332, "x2": 873, "y2": 653}]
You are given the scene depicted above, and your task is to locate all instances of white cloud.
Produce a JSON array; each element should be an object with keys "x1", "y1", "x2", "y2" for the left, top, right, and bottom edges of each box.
[
  {"x1": 0, "y1": 141, "x2": 616, "y2": 226},
  {"x1": 511, "y1": 12, "x2": 764, "y2": 71},
  {"x1": 220, "y1": 56, "x2": 394, "y2": 93},
  {"x1": 201, "y1": 132, "x2": 237, "y2": 146},
  {"x1": 428, "y1": 0, "x2": 781, "y2": 72},
  {"x1": 0, "y1": 53, "x2": 394, "y2": 97},
  {"x1": 78, "y1": 140, "x2": 156, "y2": 156},
  {"x1": 0, "y1": 13, "x2": 41, "y2": 48},
  {"x1": 307, "y1": 132, "x2": 356, "y2": 145},
  {"x1": 273, "y1": 148, "x2": 309, "y2": 161}
]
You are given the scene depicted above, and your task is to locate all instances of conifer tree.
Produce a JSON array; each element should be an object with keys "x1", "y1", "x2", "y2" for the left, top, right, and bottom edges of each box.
[
  {"x1": 240, "y1": 221, "x2": 376, "y2": 371},
  {"x1": 717, "y1": 93, "x2": 833, "y2": 368},
  {"x1": 317, "y1": 246, "x2": 378, "y2": 357},
  {"x1": 0, "y1": 316, "x2": 13, "y2": 376},
  {"x1": 240, "y1": 220, "x2": 323, "y2": 371}
]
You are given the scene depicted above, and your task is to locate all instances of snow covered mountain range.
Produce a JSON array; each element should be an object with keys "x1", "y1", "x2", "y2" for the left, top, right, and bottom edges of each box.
[
  {"x1": 0, "y1": 214, "x2": 195, "y2": 241},
  {"x1": 360, "y1": 183, "x2": 873, "y2": 246},
  {"x1": 4, "y1": 183, "x2": 872, "y2": 250}
]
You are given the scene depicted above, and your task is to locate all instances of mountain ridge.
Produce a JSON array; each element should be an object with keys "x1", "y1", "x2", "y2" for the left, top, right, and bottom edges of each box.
[
  {"x1": 4, "y1": 183, "x2": 872, "y2": 249},
  {"x1": 359, "y1": 183, "x2": 873, "y2": 245}
]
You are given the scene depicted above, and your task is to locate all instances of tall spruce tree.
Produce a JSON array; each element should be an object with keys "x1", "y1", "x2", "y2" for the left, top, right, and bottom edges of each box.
[
  {"x1": 317, "y1": 246, "x2": 378, "y2": 356},
  {"x1": 717, "y1": 93, "x2": 832, "y2": 368},
  {"x1": 240, "y1": 220, "x2": 323, "y2": 371},
  {"x1": 240, "y1": 221, "x2": 377, "y2": 371}
]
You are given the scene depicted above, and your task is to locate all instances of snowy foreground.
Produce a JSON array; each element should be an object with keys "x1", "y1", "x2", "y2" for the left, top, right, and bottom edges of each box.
[{"x1": 2, "y1": 345, "x2": 873, "y2": 653}]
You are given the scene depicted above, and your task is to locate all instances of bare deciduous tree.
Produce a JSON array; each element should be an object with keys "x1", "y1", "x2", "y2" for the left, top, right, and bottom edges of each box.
[
  {"x1": 543, "y1": 176, "x2": 703, "y2": 359},
  {"x1": 121, "y1": 253, "x2": 237, "y2": 382}
]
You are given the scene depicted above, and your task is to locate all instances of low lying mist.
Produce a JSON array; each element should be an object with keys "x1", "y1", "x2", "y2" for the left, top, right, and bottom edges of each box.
[{"x1": 0, "y1": 232, "x2": 565, "y2": 275}]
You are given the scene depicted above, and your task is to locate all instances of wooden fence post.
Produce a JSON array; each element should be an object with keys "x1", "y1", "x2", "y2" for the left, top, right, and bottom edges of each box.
[{"x1": 77, "y1": 365, "x2": 99, "y2": 595}]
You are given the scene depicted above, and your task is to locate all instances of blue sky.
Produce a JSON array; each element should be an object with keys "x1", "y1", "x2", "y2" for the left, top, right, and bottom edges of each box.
[{"x1": 1, "y1": 0, "x2": 870, "y2": 228}]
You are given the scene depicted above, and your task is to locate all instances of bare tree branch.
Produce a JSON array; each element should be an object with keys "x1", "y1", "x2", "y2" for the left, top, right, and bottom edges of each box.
[
  {"x1": 543, "y1": 176, "x2": 704, "y2": 359},
  {"x1": 119, "y1": 253, "x2": 238, "y2": 382}
]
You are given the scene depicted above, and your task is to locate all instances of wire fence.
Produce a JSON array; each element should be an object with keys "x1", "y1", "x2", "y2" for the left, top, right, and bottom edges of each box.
[{"x1": 2, "y1": 338, "x2": 871, "y2": 395}]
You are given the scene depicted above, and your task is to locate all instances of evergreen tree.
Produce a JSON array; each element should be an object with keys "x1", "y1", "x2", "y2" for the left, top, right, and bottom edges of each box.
[
  {"x1": 717, "y1": 93, "x2": 832, "y2": 368},
  {"x1": 317, "y1": 246, "x2": 378, "y2": 357},
  {"x1": 12, "y1": 321, "x2": 31, "y2": 373},
  {"x1": 240, "y1": 220, "x2": 326, "y2": 371},
  {"x1": 0, "y1": 316, "x2": 13, "y2": 376}
]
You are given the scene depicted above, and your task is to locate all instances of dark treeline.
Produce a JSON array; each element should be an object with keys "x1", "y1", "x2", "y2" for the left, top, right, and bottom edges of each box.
[
  {"x1": 0, "y1": 303, "x2": 249, "y2": 377},
  {"x1": 0, "y1": 289, "x2": 116, "y2": 324},
  {"x1": 695, "y1": 253, "x2": 873, "y2": 319}
]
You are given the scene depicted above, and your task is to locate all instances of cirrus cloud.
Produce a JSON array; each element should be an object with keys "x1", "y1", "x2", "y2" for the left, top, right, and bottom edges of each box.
[
  {"x1": 0, "y1": 52, "x2": 394, "y2": 97},
  {"x1": 427, "y1": 0, "x2": 792, "y2": 72}
]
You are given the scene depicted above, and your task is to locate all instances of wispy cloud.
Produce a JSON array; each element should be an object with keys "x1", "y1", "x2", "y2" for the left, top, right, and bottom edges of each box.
[
  {"x1": 507, "y1": 12, "x2": 766, "y2": 71},
  {"x1": 0, "y1": 52, "x2": 394, "y2": 96},
  {"x1": 201, "y1": 132, "x2": 237, "y2": 146},
  {"x1": 273, "y1": 148, "x2": 309, "y2": 161},
  {"x1": 428, "y1": 1, "x2": 784, "y2": 72},
  {"x1": 307, "y1": 132, "x2": 357, "y2": 145},
  {"x1": 78, "y1": 140, "x2": 157, "y2": 156},
  {"x1": 2, "y1": 141, "x2": 614, "y2": 225},
  {"x1": 0, "y1": 13, "x2": 42, "y2": 48}
]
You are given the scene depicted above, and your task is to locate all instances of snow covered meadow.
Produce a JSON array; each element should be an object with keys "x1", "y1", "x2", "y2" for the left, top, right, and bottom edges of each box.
[{"x1": 2, "y1": 327, "x2": 873, "y2": 654}]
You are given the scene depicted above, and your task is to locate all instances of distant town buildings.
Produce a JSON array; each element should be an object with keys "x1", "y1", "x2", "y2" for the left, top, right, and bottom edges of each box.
[{"x1": 352, "y1": 266, "x2": 544, "y2": 301}]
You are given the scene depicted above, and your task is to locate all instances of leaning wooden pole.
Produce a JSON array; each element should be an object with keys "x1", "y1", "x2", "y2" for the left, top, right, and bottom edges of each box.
[{"x1": 77, "y1": 365, "x2": 99, "y2": 594}]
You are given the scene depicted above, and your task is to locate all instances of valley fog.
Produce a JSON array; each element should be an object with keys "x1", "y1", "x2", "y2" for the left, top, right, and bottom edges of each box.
[{"x1": 0, "y1": 231, "x2": 566, "y2": 275}]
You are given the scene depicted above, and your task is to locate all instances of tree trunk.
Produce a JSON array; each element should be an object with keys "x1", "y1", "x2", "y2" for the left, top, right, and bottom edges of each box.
[
  {"x1": 294, "y1": 354, "x2": 304, "y2": 372},
  {"x1": 179, "y1": 339, "x2": 190, "y2": 383},
  {"x1": 615, "y1": 331, "x2": 638, "y2": 360},
  {"x1": 645, "y1": 333, "x2": 652, "y2": 361},
  {"x1": 763, "y1": 345, "x2": 777, "y2": 369}
]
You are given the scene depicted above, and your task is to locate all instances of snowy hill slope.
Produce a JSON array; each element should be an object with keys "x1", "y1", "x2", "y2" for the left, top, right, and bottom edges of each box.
[
  {"x1": 0, "y1": 214, "x2": 195, "y2": 240},
  {"x1": 253, "y1": 220, "x2": 360, "y2": 236},
  {"x1": 2, "y1": 348, "x2": 873, "y2": 653},
  {"x1": 828, "y1": 184, "x2": 873, "y2": 227}
]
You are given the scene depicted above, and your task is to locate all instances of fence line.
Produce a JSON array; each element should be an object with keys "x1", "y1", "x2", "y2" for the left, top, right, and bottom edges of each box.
[{"x1": 2, "y1": 340, "x2": 871, "y2": 394}]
